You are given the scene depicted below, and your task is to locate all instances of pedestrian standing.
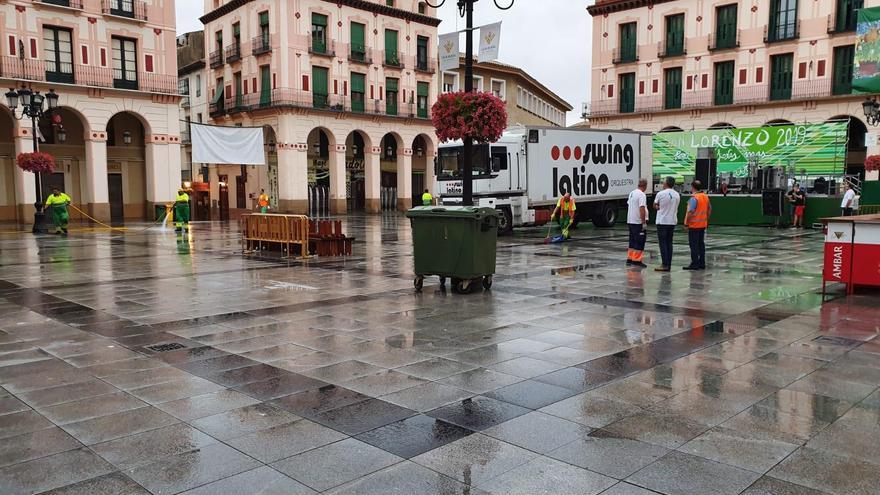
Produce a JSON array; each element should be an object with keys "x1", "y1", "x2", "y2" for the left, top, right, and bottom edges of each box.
[
  {"x1": 653, "y1": 177, "x2": 680, "y2": 272},
  {"x1": 683, "y1": 180, "x2": 711, "y2": 270},
  {"x1": 421, "y1": 189, "x2": 433, "y2": 206},
  {"x1": 258, "y1": 189, "x2": 270, "y2": 213},
  {"x1": 841, "y1": 181, "x2": 856, "y2": 217},
  {"x1": 787, "y1": 183, "x2": 806, "y2": 228},
  {"x1": 626, "y1": 179, "x2": 649, "y2": 268}
]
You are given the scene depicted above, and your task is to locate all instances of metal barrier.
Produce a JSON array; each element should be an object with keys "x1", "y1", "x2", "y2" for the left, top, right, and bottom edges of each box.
[
  {"x1": 859, "y1": 205, "x2": 880, "y2": 215},
  {"x1": 380, "y1": 187, "x2": 398, "y2": 211},
  {"x1": 240, "y1": 214, "x2": 310, "y2": 259},
  {"x1": 309, "y1": 186, "x2": 330, "y2": 217}
]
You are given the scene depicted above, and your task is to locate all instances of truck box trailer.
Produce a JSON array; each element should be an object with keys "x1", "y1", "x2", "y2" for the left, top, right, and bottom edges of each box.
[{"x1": 435, "y1": 126, "x2": 653, "y2": 233}]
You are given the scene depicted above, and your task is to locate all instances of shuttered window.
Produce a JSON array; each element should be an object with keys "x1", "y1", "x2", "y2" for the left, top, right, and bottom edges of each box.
[
  {"x1": 714, "y1": 61, "x2": 734, "y2": 105},
  {"x1": 664, "y1": 67, "x2": 682, "y2": 109},
  {"x1": 832, "y1": 45, "x2": 854, "y2": 95}
]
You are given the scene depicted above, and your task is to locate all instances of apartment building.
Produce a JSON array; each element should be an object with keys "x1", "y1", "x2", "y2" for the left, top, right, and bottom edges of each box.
[
  {"x1": 200, "y1": 0, "x2": 439, "y2": 215},
  {"x1": 441, "y1": 57, "x2": 572, "y2": 127},
  {"x1": 0, "y1": 0, "x2": 181, "y2": 224},
  {"x1": 586, "y1": 0, "x2": 870, "y2": 175}
]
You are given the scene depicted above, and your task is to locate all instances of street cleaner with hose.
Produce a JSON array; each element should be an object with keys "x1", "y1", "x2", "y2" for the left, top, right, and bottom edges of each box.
[
  {"x1": 174, "y1": 189, "x2": 191, "y2": 233},
  {"x1": 44, "y1": 187, "x2": 71, "y2": 236},
  {"x1": 550, "y1": 192, "x2": 577, "y2": 240}
]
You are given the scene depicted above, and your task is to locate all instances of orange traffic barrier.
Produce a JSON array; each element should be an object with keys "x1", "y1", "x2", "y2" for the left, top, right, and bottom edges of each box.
[{"x1": 240, "y1": 213, "x2": 310, "y2": 259}]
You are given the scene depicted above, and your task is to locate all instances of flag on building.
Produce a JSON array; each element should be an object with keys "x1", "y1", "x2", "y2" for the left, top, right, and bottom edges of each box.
[
  {"x1": 439, "y1": 31, "x2": 460, "y2": 72},
  {"x1": 478, "y1": 22, "x2": 502, "y2": 63},
  {"x1": 853, "y1": 6, "x2": 880, "y2": 93}
]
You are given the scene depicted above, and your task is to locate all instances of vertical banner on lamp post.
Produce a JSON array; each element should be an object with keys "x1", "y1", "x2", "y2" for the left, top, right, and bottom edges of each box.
[
  {"x1": 478, "y1": 22, "x2": 502, "y2": 63},
  {"x1": 854, "y1": 6, "x2": 880, "y2": 93},
  {"x1": 438, "y1": 32, "x2": 460, "y2": 72}
]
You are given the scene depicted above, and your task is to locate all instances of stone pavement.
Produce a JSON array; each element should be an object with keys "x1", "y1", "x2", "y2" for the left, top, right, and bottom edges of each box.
[{"x1": 0, "y1": 215, "x2": 878, "y2": 494}]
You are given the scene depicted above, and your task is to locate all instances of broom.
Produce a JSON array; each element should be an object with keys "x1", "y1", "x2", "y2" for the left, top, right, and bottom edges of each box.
[{"x1": 543, "y1": 221, "x2": 556, "y2": 244}]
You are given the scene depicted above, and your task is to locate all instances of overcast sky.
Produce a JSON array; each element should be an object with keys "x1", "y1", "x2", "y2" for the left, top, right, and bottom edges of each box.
[{"x1": 175, "y1": 1, "x2": 593, "y2": 125}]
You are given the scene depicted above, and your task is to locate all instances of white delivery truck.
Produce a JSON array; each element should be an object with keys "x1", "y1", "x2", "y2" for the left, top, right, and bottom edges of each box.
[{"x1": 435, "y1": 126, "x2": 653, "y2": 234}]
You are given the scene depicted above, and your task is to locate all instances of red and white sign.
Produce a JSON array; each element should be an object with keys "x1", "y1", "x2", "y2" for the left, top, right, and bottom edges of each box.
[
  {"x1": 852, "y1": 223, "x2": 880, "y2": 286},
  {"x1": 823, "y1": 221, "x2": 853, "y2": 284}
]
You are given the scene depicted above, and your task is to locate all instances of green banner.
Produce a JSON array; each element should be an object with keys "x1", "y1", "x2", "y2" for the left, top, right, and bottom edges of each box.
[
  {"x1": 854, "y1": 6, "x2": 880, "y2": 93},
  {"x1": 652, "y1": 122, "x2": 849, "y2": 178}
]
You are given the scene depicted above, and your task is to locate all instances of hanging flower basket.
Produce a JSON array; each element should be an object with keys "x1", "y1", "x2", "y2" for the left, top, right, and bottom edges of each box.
[
  {"x1": 17, "y1": 152, "x2": 56, "y2": 174},
  {"x1": 866, "y1": 154, "x2": 880, "y2": 172},
  {"x1": 431, "y1": 91, "x2": 507, "y2": 144}
]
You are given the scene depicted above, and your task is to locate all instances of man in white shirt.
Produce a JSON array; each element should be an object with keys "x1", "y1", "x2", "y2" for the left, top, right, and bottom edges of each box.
[
  {"x1": 841, "y1": 181, "x2": 856, "y2": 217},
  {"x1": 653, "y1": 177, "x2": 681, "y2": 272},
  {"x1": 626, "y1": 179, "x2": 649, "y2": 268}
]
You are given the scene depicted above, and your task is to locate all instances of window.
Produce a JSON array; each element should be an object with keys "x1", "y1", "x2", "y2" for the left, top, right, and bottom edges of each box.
[
  {"x1": 212, "y1": 77, "x2": 224, "y2": 112},
  {"x1": 769, "y1": 0, "x2": 798, "y2": 42},
  {"x1": 416, "y1": 35, "x2": 429, "y2": 71},
  {"x1": 386, "y1": 77, "x2": 399, "y2": 115},
  {"x1": 312, "y1": 13, "x2": 328, "y2": 54},
  {"x1": 259, "y1": 11, "x2": 270, "y2": 39},
  {"x1": 350, "y1": 22, "x2": 366, "y2": 62},
  {"x1": 619, "y1": 22, "x2": 637, "y2": 63},
  {"x1": 195, "y1": 74, "x2": 201, "y2": 97},
  {"x1": 215, "y1": 30, "x2": 223, "y2": 53},
  {"x1": 664, "y1": 14, "x2": 684, "y2": 56},
  {"x1": 107, "y1": 0, "x2": 135, "y2": 18},
  {"x1": 442, "y1": 72, "x2": 458, "y2": 92},
  {"x1": 834, "y1": 0, "x2": 863, "y2": 32},
  {"x1": 770, "y1": 53, "x2": 793, "y2": 100},
  {"x1": 491, "y1": 79, "x2": 506, "y2": 99},
  {"x1": 619, "y1": 73, "x2": 635, "y2": 113},
  {"x1": 178, "y1": 77, "x2": 190, "y2": 95},
  {"x1": 664, "y1": 68, "x2": 682, "y2": 109},
  {"x1": 832, "y1": 45, "x2": 854, "y2": 95},
  {"x1": 384, "y1": 29, "x2": 399, "y2": 66},
  {"x1": 386, "y1": 0, "x2": 394, "y2": 6},
  {"x1": 233, "y1": 22, "x2": 240, "y2": 47},
  {"x1": 255, "y1": 11, "x2": 270, "y2": 53},
  {"x1": 312, "y1": 66, "x2": 328, "y2": 108},
  {"x1": 714, "y1": 61, "x2": 734, "y2": 105},
  {"x1": 197, "y1": 113, "x2": 203, "y2": 123},
  {"x1": 259, "y1": 66, "x2": 271, "y2": 107},
  {"x1": 714, "y1": 4, "x2": 738, "y2": 49},
  {"x1": 473, "y1": 75, "x2": 484, "y2": 92},
  {"x1": 351, "y1": 72, "x2": 366, "y2": 113},
  {"x1": 43, "y1": 27, "x2": 74, "y2": 84},
  {"x1": 417, "y1": 82, "x2": 429, "y2": 118},
  {"x1": 418, "y1": 2, "x2": 426, "y2": 14},
  {"x1": 111, "y1": 36, "x2": 137, "y2": 90}
]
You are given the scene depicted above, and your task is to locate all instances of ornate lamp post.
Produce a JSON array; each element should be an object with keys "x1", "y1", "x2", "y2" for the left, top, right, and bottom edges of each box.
[
  {"x1": 5, "y1": 87, "x2": 59, "y2": 233},
  {"x1": 863, "y1": 97, "x2": 880, "y2": 127},
  {"x1": 424, "y1": 0, "x2": 513, "y2": 206}
]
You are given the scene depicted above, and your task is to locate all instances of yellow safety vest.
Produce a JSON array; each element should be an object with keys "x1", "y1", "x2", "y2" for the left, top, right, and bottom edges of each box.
[{"x1": 422, "y1": 192, "x2": 433, "y2": 206}]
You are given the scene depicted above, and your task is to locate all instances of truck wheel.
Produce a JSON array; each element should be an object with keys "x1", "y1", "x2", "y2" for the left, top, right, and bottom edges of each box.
[
  {"x1": 592, "y1": 203, "x2": 618, "y2": 228},
  {"x1": 497, "y1": 208, "x2": 513, "y2": 236}
]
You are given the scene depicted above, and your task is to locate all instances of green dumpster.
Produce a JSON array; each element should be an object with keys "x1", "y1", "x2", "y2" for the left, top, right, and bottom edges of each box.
[{"x1": 405, "y1": 206, "x2": 498, "y2": 293}]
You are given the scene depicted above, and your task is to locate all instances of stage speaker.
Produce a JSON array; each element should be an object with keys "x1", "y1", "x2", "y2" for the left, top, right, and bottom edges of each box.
[
  {"x1": 695, "y1": 158, "x2": 717, "y2": 191},
  {"x1": 813, "y1": 177, "x2": 827, "y2": 194},
  {"x1": 762, "y1": 189, "x2": 784, "y2": 217}
]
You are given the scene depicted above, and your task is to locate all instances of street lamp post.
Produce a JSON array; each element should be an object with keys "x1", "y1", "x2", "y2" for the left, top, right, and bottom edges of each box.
[
  {"x1": 863, "y1": 97, "x2": 880, "y2": 127},
  {"x1": 5, "y1": 87, "x2": 59, "y2": 233},
  {"x1": 424, "y1": 0, "x2": 513, "y2": 206}
]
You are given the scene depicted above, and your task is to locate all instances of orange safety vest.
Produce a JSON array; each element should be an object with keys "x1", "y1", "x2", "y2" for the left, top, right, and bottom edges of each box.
[
  {"x1": 556, "y1": 197, "x2": 576, "y2": 218},
  {"x1": 688, "y1": 193, "x2": 710, "y2": 229},
  {"x1": 258, "y1": 194, "x2": 269, "y2": 207}
]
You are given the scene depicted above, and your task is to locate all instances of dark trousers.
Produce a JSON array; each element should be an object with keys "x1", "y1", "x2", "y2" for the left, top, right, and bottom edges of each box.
[
  {"x1": 688, "y1": 228, "x2": 706, "y2": 268},
  {"x1": 842, "y1": 208, "x2": 853, "y2": 217},
  {"x1": 656, "y1": 224, "x2": 675, "y2": 268},
  {"x1": 627, "y1": 223, "x2": 646, "y2": 262}
]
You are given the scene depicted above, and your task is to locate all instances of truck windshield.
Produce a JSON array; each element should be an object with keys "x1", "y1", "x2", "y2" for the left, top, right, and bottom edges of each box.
[{"x1": 437, "y1": 145, "x2": 490, "y2": 179}]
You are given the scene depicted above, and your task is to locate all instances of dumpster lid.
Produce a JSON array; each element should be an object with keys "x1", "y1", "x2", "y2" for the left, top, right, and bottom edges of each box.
[{"x1": 405, "y1": 206, "x2": 497, "y2": 218}]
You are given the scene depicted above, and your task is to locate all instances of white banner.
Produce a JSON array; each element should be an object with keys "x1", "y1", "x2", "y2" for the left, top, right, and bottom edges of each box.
[
  {"x1": 439, "y1": 31, "x2": 460, "y2": 73},
  {"x1": 191, "y1": 123, "x2": 266, "y2": 165},
  {"x1": 478, "y1": 22, "x2": 502, "y2": 63}
]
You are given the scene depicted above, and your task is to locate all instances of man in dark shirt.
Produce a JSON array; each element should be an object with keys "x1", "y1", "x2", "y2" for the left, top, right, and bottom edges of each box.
[{"x1": 787, "y1": 183, "x2": 806, "y2": 228}]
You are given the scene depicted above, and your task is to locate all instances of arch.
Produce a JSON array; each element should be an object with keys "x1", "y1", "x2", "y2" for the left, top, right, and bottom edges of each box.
[
  {"x1": 410, "y1": 133, "x2": 436, "y2": 208},
  {"x1": 106, "y1": 111, "x2": 148, "y2": 222},
  {"x1": 659, "y1": 126, "x2": 684, "y2": 133},
  {"x1": 101, "y1": 108, "x2": 151, "y2": 137},
  {"x1": 827, "y1": 115, "x2": 868, "y2": 177},
  {"x1": 0, "y1": 105, "x2": 16, "y2": 222},
  {"x1": 40, "y1": 107, "x2": 88, "y2": 146},
  {"x1": 708, "y1": 122, "x2": 735, "y2": 130},
  {"x1": 262, "y1": 125, "x2": 279, "y2": 211},
  {"x1": 763, "y1": 119, "x2": 793, "y2": 127},
  {"x1": 344, "y1": 130, "x2": 372, "y2": 211}
]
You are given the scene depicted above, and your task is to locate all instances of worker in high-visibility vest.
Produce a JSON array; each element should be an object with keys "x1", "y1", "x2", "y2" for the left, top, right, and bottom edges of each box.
[
  {"x1": 258, "y1": 189, "x2": 270, "y2": 213},
  {"x1": 44, "y1": 187, "x2": 71, "y2": 236},
  {"x1": 551, "y1": 193, "x2": 576, "y2": 239},
  {"x1": 174, "y1": 189, "x2": 191, "y2": 233},
  {"x1": 421, "y1": 189, "x2": 433, "y2": 206},
  {"x1": 683, "y1": 179, "x2": 711, "y2": 270}
]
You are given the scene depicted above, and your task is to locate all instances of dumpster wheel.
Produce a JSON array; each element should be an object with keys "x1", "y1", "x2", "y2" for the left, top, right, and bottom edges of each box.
[
  {"x1": 482, "y1": 275, "x2": 493, "y2": 290},
  {"x1": 414, "y1": 276, "x2": 424, "y2": 292},
  {"x1": 452, "y1": 278, "x2": 470, "y2": 294},
  {"x1": 439, "y1": 276, "x2": 447, "y2": 288}
]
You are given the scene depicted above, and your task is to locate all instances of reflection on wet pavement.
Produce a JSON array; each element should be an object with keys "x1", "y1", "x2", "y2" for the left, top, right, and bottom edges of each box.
[{"x1": 0, "y1": 215, "x2": 878, "y2": 494}]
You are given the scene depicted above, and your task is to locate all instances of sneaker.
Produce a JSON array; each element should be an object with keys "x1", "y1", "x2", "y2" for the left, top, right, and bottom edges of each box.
[
  {"x1": 632, "y1": 261, "x2": 648, "y2": 268},
  {"x1": 683, "y1": 266, "x2": 697, "y2": 270}
]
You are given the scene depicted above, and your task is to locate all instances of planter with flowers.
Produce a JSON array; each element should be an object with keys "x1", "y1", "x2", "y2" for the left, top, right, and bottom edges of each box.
[
  {"x1": 17, "y1": 152, "x2": 56, "y2": 174},
  {"x1": 867, "y1": 154, "x2": 880, "y2": 181},
  {"x1": 431, "y1": 91, "x2": 507, "y2": 144}
]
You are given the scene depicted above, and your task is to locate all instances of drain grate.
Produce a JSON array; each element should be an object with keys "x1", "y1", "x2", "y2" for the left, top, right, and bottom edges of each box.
[
  {"x1": 146, "y1": 342, "x2": 187, "y2": 352},
  {"x1": 812, "y1": 336, "x2": 861, "y2": 347}
]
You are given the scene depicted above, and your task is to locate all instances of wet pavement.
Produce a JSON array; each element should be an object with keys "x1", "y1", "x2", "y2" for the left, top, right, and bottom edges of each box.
[{"x1": 0, "y1": 214, "x2": 878, "y2": 494}]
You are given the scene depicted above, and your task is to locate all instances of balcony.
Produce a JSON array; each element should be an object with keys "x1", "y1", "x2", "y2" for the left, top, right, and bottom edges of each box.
[
  {"x1": 209, "y1": 50, "x2": 223, "y2": 69},
  {"x1": 180, "y1": 129, "x2": 191, "y2": 144},
  {"x1": 309, "y1": 38, "x2": 336, "y2": 57},
  {"x1": 828, "y1": 12, "x2": 858, "y2": 34},
  {"x1": 40, "y1": 0, "x2": 84, "y2": 9},
  {"x1": 708, "y1": 30, "x2": 741, "y2": 51},
  {"x1": 635, "y1": 95, "x2": 663, "y2": 113},
  {"x1": 348, "y1": 44, "x2": 372, "y2": 65},
  {"x1": 252, "y1": 34, "x2": 272, "y2": 55},
  {"x1": 415, "y1": 58, "x2": 436, "y2": 74},
  {"x1": 101, "y1": 0, "x2": 147, "y2": 21},
  {"x1": 46, "y1": 63, "x2": 75, "y2": 84},
  {"x1": 383, "y1": 51, "x2": 404, "y2": 69},
  {"x1": 764, "y1": 21, "x2": 800, "y2": 43},
  {"x1": 657, "y1": 41, "x2": 686, "y2": 59},
  {"x1": 225, "y1": 43, "x2": 242, "y2": 63},
  {"x1": 181, "y1": 96, "x2": 191, "y2": 108},
  {"x1": 612, "y1": 47, "x2": 639, "y2": 64},
  {"x1": 208, "y1": 88, "x2": 431, "y2": 120},
  {"x1": 0, "y1": 56, "x2": 178, "y2": 94}
]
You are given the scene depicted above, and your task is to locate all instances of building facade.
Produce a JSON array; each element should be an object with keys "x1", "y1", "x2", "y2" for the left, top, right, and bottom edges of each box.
[
  {"x1": 200, "y1": 0, "x2": 440, "y2": 216},
  {"x1": 586, "y1": 0, "x2": 871, "y2": 176},
  {"x1": 0, "y1": 0, "x2": 181, "y2": 224},
  {"x1": 441, "y1": 57, "x2": 572, "y2": 127},
  {"x1": 178, "y1": 30, "x2": 206, "y2": 186}
]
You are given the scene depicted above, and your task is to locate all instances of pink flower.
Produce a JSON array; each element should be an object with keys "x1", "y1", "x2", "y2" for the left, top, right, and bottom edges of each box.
[{"x1": 17, "y1": 152, "x2": 56, "y2": 174}]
